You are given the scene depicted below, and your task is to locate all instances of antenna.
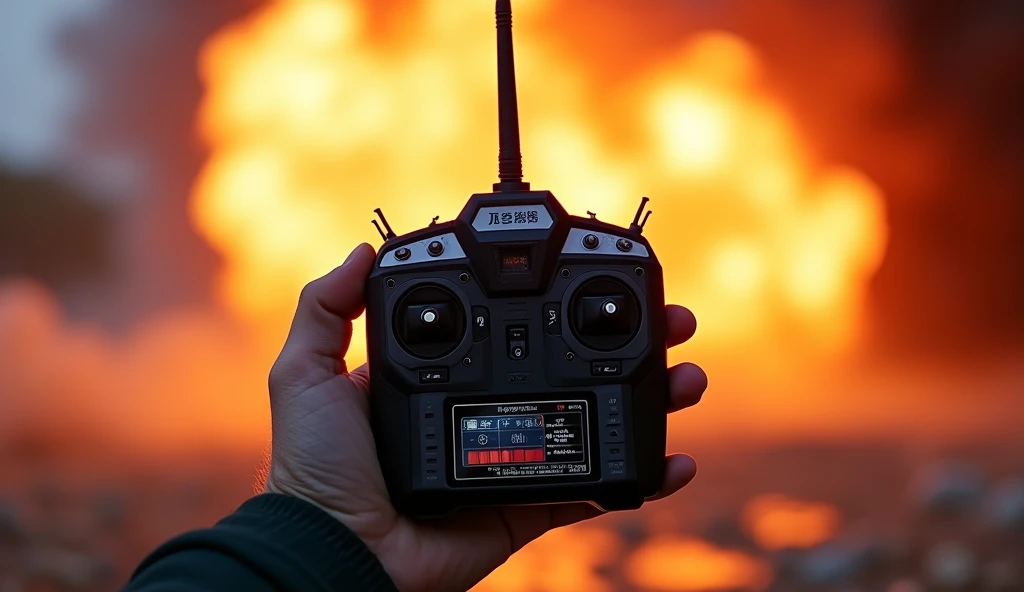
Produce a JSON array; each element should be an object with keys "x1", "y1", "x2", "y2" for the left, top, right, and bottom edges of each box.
[
  {"x1": 371, "y1": 220, "x2": 388, "y2": 242},
  {"x1": 493, "y1": 0, "x2": 530, "y2": 193},
  {"x1": 374, "y1": 208, "x2": 396, "y2": 240},
  {"x1": 629, "y1": 196, "x2": 652, "y2": 235}
]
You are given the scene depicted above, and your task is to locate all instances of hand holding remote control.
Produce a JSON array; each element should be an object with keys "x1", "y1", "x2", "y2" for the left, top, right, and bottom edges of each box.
[{"x1": 264, "y1": 242, "x2": 708, "y2": 592}]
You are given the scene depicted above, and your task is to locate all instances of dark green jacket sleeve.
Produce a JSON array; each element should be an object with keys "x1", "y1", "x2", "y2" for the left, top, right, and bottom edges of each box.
[{"x1": 125, "y1": 493, "x2": 398, "y2": 592}]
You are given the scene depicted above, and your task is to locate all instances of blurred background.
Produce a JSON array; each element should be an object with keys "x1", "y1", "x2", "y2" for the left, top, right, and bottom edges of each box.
[{"x1": 1, "y1": 0, "x2": 1022, "y2": 590}]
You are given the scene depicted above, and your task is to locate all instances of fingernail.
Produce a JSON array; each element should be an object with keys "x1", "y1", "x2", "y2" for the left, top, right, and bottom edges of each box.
[{"x1": 342, "y1": 243, "x2": 368, "y2": 267}]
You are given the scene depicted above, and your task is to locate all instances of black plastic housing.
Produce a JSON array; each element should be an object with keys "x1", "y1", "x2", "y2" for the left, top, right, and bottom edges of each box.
[{"x1": 365, "y1": 191, "x2": 668, "y2": 518}]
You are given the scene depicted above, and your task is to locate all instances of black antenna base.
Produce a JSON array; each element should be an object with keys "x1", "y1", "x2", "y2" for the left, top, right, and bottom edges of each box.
[{"x1": 493, "y1": 180, "x2": 531, "y2": 192}]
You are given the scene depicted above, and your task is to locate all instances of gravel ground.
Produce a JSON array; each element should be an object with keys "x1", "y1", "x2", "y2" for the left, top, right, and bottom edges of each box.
[{"x1": 1, "y1": 436, "x2": 1021, "y2": 591}]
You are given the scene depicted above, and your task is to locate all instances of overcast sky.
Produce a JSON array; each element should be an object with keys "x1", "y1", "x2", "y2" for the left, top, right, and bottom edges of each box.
[{"x1": 0, "y1": 0, "x2": 103, "y2": 170}]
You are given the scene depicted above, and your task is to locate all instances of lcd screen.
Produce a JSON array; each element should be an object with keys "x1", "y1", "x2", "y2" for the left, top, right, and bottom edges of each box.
[{"x1": 451, "y1": 400, "x2": 590, "y2": 481}]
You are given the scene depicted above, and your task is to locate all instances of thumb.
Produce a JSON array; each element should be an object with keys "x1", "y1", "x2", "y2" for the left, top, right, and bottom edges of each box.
[{"x1": 270, "y1": 243, "x2": 377, "y2": 390}]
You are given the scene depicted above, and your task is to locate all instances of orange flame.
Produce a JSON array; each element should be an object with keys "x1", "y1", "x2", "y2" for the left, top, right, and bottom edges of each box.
[
  {"x1": 742, "y1": 494, "x2": 841, "y2": 550},
  {"x1": 473, "y1": 526, "x2": 623, "y2": 592},
  {"x1": 624, "y1": 534, "x2": 772, "y2": 591},
  {"x1": 191, "y1": 0, "x2": 888, "y2": 366}
]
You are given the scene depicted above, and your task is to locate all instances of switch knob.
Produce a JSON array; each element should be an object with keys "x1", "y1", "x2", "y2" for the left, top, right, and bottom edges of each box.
[{"x1": 507, "y1": 326, "x2": 528, "y2": 360}]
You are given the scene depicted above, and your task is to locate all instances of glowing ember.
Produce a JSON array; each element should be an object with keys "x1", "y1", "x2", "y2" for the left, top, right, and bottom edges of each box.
[
  {"x1": 624, "y1": 535, "x2": 771, "y2": 591},
  {"x1": 742, "y1": 494, "x2": 841, "y2": 550},
  {"x1": 473, "y1": 527, "x2": 622, "y2": 592},
  {"x1": 191, "y1": 0, "x2": 888, "y2": 365}
]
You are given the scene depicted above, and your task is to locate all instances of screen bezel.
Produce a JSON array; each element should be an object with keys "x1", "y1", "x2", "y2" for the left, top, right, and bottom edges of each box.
[{"x1": 445, "y1": 392, "x2": 602, "y2": 488}]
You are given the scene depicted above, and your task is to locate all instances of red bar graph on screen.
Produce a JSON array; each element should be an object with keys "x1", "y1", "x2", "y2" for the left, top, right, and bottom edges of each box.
[{"x1": 468, "y1": 447, "x2": 549, "y2": 467}]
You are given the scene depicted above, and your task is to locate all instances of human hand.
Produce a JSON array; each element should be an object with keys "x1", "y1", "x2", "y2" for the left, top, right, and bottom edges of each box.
[{"x1": 264, "y1": 243, "x2": 708, "y2": 592}]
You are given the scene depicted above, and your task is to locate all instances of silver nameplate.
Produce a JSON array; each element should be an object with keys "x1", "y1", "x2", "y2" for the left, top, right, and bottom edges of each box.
[{"x1": 471, "y1": 205, "x2": 553, "y2": 232}]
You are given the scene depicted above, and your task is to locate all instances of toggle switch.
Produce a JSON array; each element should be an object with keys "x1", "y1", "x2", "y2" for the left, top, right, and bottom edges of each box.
[{"x1": 507, "y1": 325, "x2": 528, "y2": 360}]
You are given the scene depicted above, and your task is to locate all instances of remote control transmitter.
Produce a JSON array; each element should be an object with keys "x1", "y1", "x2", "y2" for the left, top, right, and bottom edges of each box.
[{"x1": 365, "y1": 0, "x2": 667, "y2": 517}]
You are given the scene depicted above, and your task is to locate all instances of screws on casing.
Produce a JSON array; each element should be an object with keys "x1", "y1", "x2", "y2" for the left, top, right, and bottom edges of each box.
[
  {"x1": 386, "y1": 278, "x2": 396, "y2": 288},
  {"x1": 459, "y1": 273, "x2": 470, "y2": 283},
  {"x1": 463, "y1": 357, "x2": 472, "y2": 367},
  {"x1": 566, "y1": 352, "x2": 575, "y2": 361},
  {"x1": 560, "y1": 268, "x2": 571, "y2": 278},
  {"x1": 634, "y1": 267, "x2": 644, "y2": 277}
]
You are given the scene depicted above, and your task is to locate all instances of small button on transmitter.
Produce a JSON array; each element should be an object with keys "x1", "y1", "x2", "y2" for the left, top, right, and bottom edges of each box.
[
  {"x1": 472, "y1": 306, "x2": 490, "y2": 341},
  {"x1": 427, "y1": 240, "x2": 445, "y2": 257},
  {"x1": 543, "y1": 303, "x2": 561, "y2": 335},
  {"x1": 592, "y1": 361, "x2": 621, "y2": 376},
  {"x1": 418, "y1": 369, "x2": 449, "y2": 384},
  {"x1": 582, "y1": 234, "x2": 600, "y2": 250}
]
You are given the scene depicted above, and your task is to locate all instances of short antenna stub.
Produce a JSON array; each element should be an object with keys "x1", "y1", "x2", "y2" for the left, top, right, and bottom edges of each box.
[
  {"x1": 374, "y1": 208, "x2": 397, "y2": 240},
  {"x1": 630, "y1": 197, "x2": 652, "y2": 235}
]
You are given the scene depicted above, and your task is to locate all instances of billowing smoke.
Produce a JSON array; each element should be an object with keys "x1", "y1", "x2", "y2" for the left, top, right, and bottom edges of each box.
[
  {"x1": 56, "y1": 0, "x2": 262, "y2": 325},
  {"x1": 0, "y1": 280, "x2": 270, "y2": 453},
  {"x1": 1, "y1": 0, "x2": 268, "y2": 454}
]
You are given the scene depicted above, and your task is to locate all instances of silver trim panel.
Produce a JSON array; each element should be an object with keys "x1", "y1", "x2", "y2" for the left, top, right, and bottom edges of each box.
[
  {"x1": 380, "y1": 233, "x2": 468, "y2": 268},
  {"x1": 561, "y1": 228, "x2": 650, "y2": 257}
]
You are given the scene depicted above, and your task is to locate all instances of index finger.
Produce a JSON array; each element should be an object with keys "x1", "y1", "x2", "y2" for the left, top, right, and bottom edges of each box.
[{"x1": 667, "y1": 305, "x2": 697, "y2": 348}]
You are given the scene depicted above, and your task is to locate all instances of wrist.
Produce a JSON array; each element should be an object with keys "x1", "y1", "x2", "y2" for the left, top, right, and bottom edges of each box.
[
  {"x1": 263, "y1": 473, "x2": 399, "y2": 564},
  {"x1": 264, "y1": 474, "x2": 347, "y2": 524},
  {"x1": 231, "y1": 493, "x2": 399, "y2": 591}
]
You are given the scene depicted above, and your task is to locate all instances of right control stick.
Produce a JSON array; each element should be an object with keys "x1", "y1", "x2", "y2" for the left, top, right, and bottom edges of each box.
[{"x1": 569, "y1": 277, "x2": 641, "y2": 352}]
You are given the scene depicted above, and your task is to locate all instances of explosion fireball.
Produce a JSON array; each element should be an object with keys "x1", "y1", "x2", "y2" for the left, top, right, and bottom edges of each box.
[{"x1": 191, "y1": 0, "x2": 888, "y2": 368}]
